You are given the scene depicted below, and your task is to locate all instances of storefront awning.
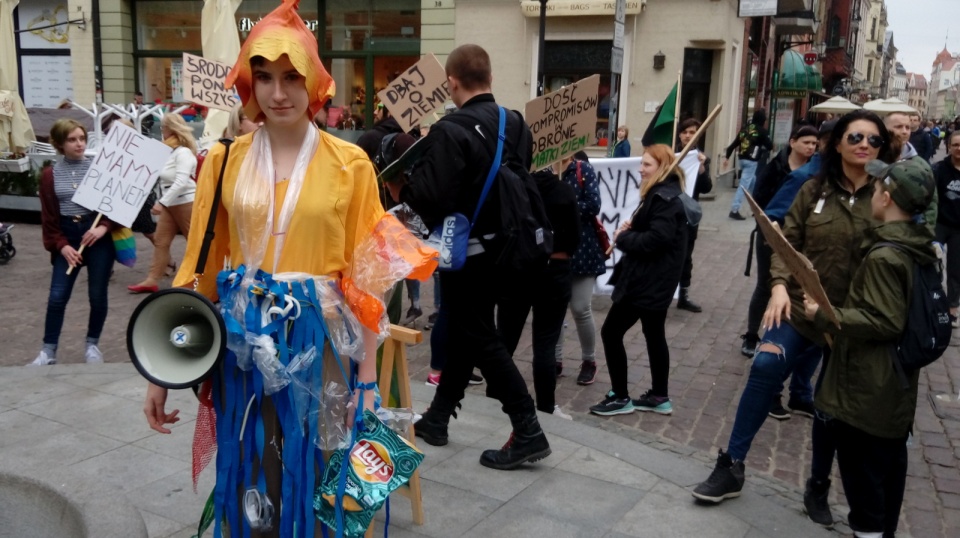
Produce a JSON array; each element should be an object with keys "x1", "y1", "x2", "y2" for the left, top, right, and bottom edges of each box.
[
  {"x1": 520, "y1": 0, "x2": 645, "y2": 17},
  {"x1": 776, "y1": 50, "x2": 821, "y2": 99}
]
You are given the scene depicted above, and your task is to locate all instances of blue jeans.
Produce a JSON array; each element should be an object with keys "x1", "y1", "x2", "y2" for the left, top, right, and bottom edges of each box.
[
  {"x1": 730, "y1": 159, "x2": 759, "y2": 213},
  {"x1": 405, "y1": 279, "x2": 420, "y2": 302},
  {"x1": 727, "y1": 322, "x2": 823, "y2": 461},
  {"x1": 43, "y1": 216, "x2": 115, "y2": 345}
]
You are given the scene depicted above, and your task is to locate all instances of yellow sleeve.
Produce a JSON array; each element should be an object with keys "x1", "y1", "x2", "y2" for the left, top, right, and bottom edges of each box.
[
  {"x1": 173, "y1": 142, "x2": 232, "y2": 301},
  {"x1": 341, "y1": 156, "x2": 385, "y2": 265}
]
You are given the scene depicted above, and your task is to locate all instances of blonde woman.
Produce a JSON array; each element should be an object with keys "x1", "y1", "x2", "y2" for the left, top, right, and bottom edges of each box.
[
  {"x1": 128, "y1": 114, "x2": 197, "y2": 293},
  {"x1": 223, "y1": 102, "x2": 259, "y2": 138},
  {"x1": 591, "y1": 144, "x2": 688, "y2": 416}
]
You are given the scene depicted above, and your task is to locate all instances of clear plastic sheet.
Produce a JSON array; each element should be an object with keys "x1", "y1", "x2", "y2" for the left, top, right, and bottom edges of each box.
[
  {"x1": 275, "y1": 273, "x2": 367, "y2": 362},
  {"x1": 232, "y1": 127, "x2": 319, "y2": 280},
  {"x1": 316, "y1": 381, "x2": 352, "y2": 451},
  {"x1": 343, "y1": 214, "x2": 438, "y2": 334},
  {"x1": 387, "y1": 203, "x2": 430, "y2": 239},
  {"x1": 286, "y1": 346, "x2": 320, "y2": 437},
  {"x1": 247, "y1": 333, "x2": 290, "y2": 395},
  {"x1": 375, "y1": 407, "x2": 418, "y2": 437}
]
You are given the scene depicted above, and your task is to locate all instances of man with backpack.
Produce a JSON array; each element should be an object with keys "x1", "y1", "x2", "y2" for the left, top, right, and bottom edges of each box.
[
  {"x1": 385, "y1": 44, "x2": 553, "y2": 470},
  {"x1": 802, "y1": 157, "x2": 946, "y2": 538},
  {"x1": 724, "y1": 110, "x2": 772, "y2": 220}
]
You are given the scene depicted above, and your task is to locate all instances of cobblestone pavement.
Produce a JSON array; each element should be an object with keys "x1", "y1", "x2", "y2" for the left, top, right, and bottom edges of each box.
[{"x1": 2, "y1": 171, "x2": 959, "y2": 536}]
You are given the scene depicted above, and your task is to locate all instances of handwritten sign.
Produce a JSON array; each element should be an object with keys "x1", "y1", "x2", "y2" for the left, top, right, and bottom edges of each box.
[
  {"x1": 743, "y1": 189, "x2": 839, "y2": 328},
  {"x1": 182, "y1": 53, "x2": 238, "y2": 111},
  {"x1": 588, "y1": 157, "x2": 641, "y2": 294},
  {"x1": 72, "y1": 123, "x2": 173, "y2": 228},
  {"x1": 377, "y1": 54, "x2": 450, "y2": 132},
  {"x1": 525, "y1": 74, "x2": 600, "y2": 171}
]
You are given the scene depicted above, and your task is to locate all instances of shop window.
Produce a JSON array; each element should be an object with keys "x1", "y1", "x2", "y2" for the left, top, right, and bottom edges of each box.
[
  {"x1": 543, "y1": 40, "x2": 611, "y2": 143},
  {"x1": 681, "y1": 48, "x2": 715, "y2": 139},
  {"x1": 135, "y1": 1, "x2": 202, "y2": 51},
  {"x1": 324, "y1": 0, "x2": 420, "y2": 53}
]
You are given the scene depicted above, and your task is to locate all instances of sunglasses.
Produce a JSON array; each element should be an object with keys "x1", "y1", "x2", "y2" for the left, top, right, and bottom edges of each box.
[{"x1": 845, "y1": 132, "x2": 884, "y2": 149}]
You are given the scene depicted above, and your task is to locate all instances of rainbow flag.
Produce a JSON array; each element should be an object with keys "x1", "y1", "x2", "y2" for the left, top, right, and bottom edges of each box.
[{"x1": 111, "y1": 227, "x2": 137, "y2": 267}]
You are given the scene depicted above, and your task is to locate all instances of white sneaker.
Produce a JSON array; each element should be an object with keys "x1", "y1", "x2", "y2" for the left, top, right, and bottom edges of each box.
[
  {"x1": 29, "y1": 350, "x2": 56, "y2": 366},
  {"x1": 85, "y1": 345, "x2": 103, "y2": 364},
  {"x1": 552, "y1": 405, "x2": 573, "y2": 420}
]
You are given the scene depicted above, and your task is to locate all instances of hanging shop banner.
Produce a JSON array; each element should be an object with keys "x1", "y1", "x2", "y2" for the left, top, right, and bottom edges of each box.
[
  {"x1": 520, "y1": 0, "x2": 645, "y2": 17},
  {"x1": 72, "y1": 123, "x2": 173, "y2": 228},
  {"x1": 738, "y1": 0, "x2": 777, "y2": 18},
  {"x1": 171, "y1": 60, "x2": 183, "y2": 103},
  {"x1": 181, "y1": 53, "x2": 239, "y2": 111},
  {"x1": 525, "y1": 74, "x2": 601, "y2": 171},
  {"x1": 376, "y1": 54, "x2": 450, "y2": 132},
  {"x1": 17, "y1": 0, "x2": 71, "y2": 50}
]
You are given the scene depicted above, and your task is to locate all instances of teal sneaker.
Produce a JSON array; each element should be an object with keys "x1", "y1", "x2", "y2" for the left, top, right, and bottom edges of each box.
[
  {"x1": 589, "y1": 390, "x2": 635, "y2": 416},
  {"x1": 633, "y1": 390, "x2": 673, "y2": 415}
]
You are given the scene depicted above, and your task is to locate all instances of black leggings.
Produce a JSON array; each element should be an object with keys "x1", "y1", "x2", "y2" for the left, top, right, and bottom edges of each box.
[{"x1": 601, "y1": 301, "x2": 669, "y2": 399}]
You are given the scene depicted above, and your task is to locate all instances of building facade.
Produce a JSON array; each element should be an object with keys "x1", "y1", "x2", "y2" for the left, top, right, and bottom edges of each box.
[
  {"x1": 906, "y1": 72, "x2": 928, "y2": 115},
  {"x1": 928, "y1": 47, "x2": 959, "y2": 120},
  {"x1": 890, "y1": 61, "x2": 907, "y2": 102}
]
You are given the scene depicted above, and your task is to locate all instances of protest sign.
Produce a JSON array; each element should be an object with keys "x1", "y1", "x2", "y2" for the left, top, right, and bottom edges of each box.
[
  {"x1": 377, "y1": 54, "x2": 450, "y2": 132},
  {"x1": 182, "y1": 53, "x2": 238, "y2": 111},
  {"x1": 525, "y1": 74, "x2": 600, "y2": 171},
  {"x1": 677, "y1": 150, "x2": 701, "y2": 197},
  {"x1": 743, "y1": 189, "x2": 839, "y2": 328},
  {"x1": 592, "y1": 157, "x2": 641, "y2": 294},
  {"x1": 72, "y1": 122, "x2": 173, "y2": 228}
]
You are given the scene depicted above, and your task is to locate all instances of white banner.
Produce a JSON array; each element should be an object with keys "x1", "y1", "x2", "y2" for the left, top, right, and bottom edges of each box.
[
  {"x1": 594, "y1": 157, "x2": 641, "y2": 294},
  {"x1": 72, "y1": 123, "x2": 173, "y2": 228}
]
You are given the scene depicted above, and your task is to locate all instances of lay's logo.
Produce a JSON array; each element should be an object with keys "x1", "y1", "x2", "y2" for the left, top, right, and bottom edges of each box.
[{"x1": 350, "y1": 439, "x2": 394, "y2": 483}]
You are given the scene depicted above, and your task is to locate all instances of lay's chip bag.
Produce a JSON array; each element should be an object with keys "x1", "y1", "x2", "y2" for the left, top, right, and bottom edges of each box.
[{"x1": 315, "y1": 410, "x2": 424, "y2": 535}]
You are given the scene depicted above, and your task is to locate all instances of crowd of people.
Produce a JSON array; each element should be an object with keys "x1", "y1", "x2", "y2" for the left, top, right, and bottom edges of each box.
[{"x1": 17, "y1": 2, "x2": 957, "y2": 534}]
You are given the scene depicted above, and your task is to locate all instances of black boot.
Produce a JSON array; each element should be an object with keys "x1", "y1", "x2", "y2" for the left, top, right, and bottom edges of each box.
[
  {"x1": 740, "y1": 333, "x2": 759, "y2": 358},
  {"x1": 803, "y1": 477, "x2": 834, "y2": 527},
  {"x1": 413, "y1": 396, "x2": 460, "y2": 447},
  {"x1": 479, "y1": 411, "x2": 551, "y2": 470},
  {"x1": 677, "y1": 288, "x2": 702, "y2": 313}
]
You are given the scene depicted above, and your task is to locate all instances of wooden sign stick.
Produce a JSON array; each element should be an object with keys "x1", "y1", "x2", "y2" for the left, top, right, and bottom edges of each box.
[
  {"x1": 66, "y1": 212, "x2": 103, "y2": 275},
  {"x1": 607, "y1": 103, "x2": 722, "y2": 255}
]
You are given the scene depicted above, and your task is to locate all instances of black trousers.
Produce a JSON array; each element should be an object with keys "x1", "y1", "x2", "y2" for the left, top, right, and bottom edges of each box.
[
  {"x1": 810, "y1": 348, "x2": 836, "y2": 483},
  {"x1": 679, "y1": 225, "x2": 698, "y2": 289},
  {"x1": 746, "y1": 231, "x2": 773, "y2": 337},
  {"x1": 601, "y1": 301, "x2": 670, "y2": 399},
  {"x1": 497, "y1": 259, "x2": 572, "y2": 413},
  {"x1": 435, "y1": 253, "x2": 536, "y2": 417},
  {"x1": 936, "y1": 223, "x2": 960, "y2": 308},
  {"x1": 832, "y1": 418, "x2": 908, "y2": 535}
]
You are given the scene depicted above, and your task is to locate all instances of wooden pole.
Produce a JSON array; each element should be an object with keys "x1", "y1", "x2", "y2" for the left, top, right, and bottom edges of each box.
[
  {"x1": 607, "y1": 103, "x2": 722, "y2": 256},
  {"x1": 671, "y1": 69, "x2": 683, "y2": 149},
  {"x1": 66, "y1": 213, "x2": 102, "y2": 275}
]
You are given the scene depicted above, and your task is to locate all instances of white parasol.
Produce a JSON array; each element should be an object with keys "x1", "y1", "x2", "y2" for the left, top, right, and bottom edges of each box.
[
  {"x1": 199, "y1": 0, "x2": 242, "y2": 146},
  {"x1": 0, "y1": 0, "x2": 36, "y2": 153},
  {"x1": 809, "y1": 96, "x2": 861, "y2": 114}
]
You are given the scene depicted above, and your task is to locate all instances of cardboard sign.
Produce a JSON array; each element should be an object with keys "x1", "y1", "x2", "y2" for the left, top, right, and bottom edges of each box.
[
  {"x1": 525, "y1": 74, "x2": 600, "y2": 171},
  {"x1": 743, "y1": 189, "x2": 839, "y2": 328},
  {"x1": 377, "y1": 54, "x2": 450, "y2": 132},
  {"x1": 182, "y1": 53, "x2": 239, "y2": 111},
  {"x1": 72, "y1": 123, "x2": 173, "y2": 228}
]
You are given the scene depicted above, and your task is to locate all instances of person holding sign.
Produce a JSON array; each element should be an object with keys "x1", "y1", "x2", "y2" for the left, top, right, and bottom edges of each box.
[
  {"x1": 674, "y1": 118, "x2": 714, "y2": 313},
  {"x1": 128, "y1": 114, "x2": 198, "y2": 294},
  {"x1": 802, "y1": 157, "x2": 937, "y2": 538},
  {"x1": 141, "y1": 1, "x2": 434, "y2": 534},
  {"x1": 693, "y1": 111, "x2": 897, "y2": 516},
  {"x1": 589, "y1": 144, "x2": 688, "y2": 417},
  {"x1": 31, "y1": 119, "x2": 117, "y2": 366}
]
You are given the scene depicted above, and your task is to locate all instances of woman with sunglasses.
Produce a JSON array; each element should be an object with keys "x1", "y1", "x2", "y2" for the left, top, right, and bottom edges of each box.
[{"x1": 693, "y1": 111, "x2": 897, "y2": 516}]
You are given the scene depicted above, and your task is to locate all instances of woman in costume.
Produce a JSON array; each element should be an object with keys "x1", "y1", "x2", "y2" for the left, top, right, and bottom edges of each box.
[{"x1": 142, "y1": 2, "x2": 433, "y2": 536}]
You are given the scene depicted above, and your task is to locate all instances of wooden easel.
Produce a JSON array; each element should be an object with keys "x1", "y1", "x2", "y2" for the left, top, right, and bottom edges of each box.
[{"x1": 365, "y1": 324, "x2": 425, "y2": 537}]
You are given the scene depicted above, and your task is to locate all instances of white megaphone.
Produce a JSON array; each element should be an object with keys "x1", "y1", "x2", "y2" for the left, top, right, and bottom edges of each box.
[{"x1": 126, "y1": 288, "x2": 226, "y2": 389}]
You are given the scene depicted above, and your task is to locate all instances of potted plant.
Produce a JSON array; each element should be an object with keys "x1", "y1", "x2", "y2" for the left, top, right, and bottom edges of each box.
[{"x1": 0, "y1": 151, "x2": 29, "y2": 173}]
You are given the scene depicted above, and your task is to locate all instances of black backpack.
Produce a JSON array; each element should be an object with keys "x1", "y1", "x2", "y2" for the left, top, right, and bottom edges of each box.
[
  {"x1": 445, "y1": 107, "x2": 554, "y2": 272},
  {"x1": 372, "y1": 132, "x2": 399, "y2": 172},
  {"x1": 871, "y1": 241, "x2": 951, "y2": 388}
]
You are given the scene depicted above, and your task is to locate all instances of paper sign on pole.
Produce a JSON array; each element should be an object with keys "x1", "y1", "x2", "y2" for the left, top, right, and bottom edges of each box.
[
  {"x1": 72, "y1": 123, "x2": 173, "y2": 228},
  {"x1": 525, "y1": 74, "x2": 601, "y2": 171},
  {"x1": 743, "y1": 189, "x2": 839, "y2": 328},
  {"x1": 592, "y1": 157, "x2": 642, "y2": 294},
  {"x1": 677, "y1": 150, "x2": 701, "y2": 198},
  {"x1": 181, "y1": 53, "x2": 239, "y2": 111},
  {"x1": 377, "y1": 53, "x2": 451, "y2": 132}
]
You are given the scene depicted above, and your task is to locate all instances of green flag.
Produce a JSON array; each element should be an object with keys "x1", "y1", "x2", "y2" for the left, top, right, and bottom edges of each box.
[{"x1": 641, "y1": 83, "x2": 679, "y2": 147}]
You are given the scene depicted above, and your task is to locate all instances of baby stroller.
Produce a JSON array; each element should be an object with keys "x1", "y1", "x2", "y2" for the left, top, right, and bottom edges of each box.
[{"x1": 0, "y1": 224, "x2": 15, "y2": 264}]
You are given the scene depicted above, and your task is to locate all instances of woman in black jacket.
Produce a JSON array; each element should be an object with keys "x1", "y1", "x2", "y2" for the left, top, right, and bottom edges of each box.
[{"x1": 590, "y1": 144, "x2": 689, "y2": 416}]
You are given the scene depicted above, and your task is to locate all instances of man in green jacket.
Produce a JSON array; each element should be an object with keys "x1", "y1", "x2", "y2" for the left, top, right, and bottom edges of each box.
[{"x1": 803, "y1": 157, "x2": 937, "y2": 538}]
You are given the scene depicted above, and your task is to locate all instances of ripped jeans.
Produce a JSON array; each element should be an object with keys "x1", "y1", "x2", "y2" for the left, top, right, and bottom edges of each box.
[{"x1": 726, "y1": 322, "x2": 823, "y2": 462}]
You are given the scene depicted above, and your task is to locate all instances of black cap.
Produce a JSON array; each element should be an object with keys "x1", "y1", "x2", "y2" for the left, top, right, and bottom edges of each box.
[{"x1": 818, "y1": 119, "x2": 838, "y2": 138}]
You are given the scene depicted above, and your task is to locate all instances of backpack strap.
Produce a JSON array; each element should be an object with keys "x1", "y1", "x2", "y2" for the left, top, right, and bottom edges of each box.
[
  {"x1": 471, "y1": 107, "x2": 507, "y2": 227},
  {"x1": 194, "y1": 138, "x2": 234, "y2": 276}
]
